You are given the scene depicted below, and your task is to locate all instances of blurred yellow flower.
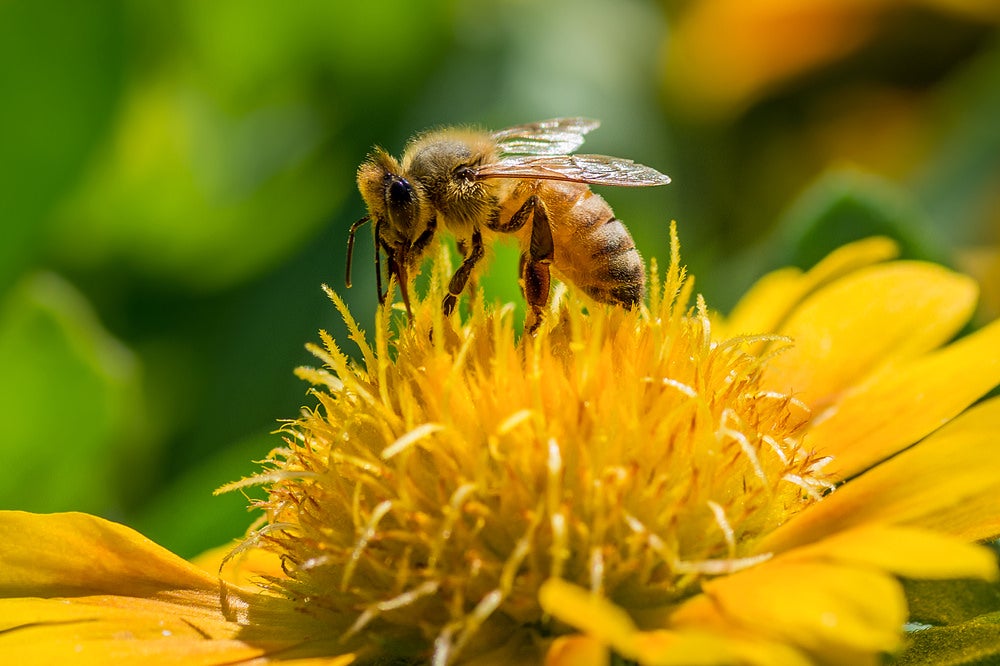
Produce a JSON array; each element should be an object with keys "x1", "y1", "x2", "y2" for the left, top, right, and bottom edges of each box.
[
  {"x1": 663, "y1": 0, "x2": 1000, "y2": 119},
  {"x1": 3, "y1": 227, "x2": 1000, "y2": 664}
]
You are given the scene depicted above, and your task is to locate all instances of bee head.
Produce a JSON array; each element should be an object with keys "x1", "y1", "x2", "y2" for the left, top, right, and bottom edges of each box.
[
  {"x1": 357, "y1": 147, "x2": 432, "y2": 252},
  {"x1": 355, "y1": 147, "x2": 437, "y2": 317}
]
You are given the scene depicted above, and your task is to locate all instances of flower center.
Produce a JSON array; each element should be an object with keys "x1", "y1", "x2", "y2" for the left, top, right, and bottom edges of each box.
[{"x1": 248, "y1": 257, "x2": 833, "y2": 661}]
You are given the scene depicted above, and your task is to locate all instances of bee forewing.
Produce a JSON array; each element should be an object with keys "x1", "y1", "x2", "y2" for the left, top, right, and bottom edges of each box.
[
  {"x1": 474, "y1": 154, "x2": 671, "y2": 187},
  {"x1": 491, "y1": 117, "x2": 600, "y2": 156}
]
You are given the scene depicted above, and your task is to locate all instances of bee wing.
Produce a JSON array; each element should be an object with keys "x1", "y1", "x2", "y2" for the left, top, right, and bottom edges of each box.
[
  {"x1": 473, "y1": 154, "x2": 671, "y2": 187},
  {"x1": 491, "y1": 117, "x2": 600, "y2": 156}
]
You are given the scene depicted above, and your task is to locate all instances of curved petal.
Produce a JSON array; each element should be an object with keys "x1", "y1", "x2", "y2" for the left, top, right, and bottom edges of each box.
[
  {"x1": 628, "y1": 629, "x2": 813, "y2": 666},
  {"x1": 760, "y1": 396, "x2": 1000, "y2": 553},
  {"x1": 1, "y1": 597, "x2": 262, "y2": 666},
  {"x1": 0, "y1": 511, "x2": 219, "y2": 597},
  {"x1": 762, "y1": 262, "x2": 978, "y2": 409},
  {"x1": 718, "y1": 266, "x2": 804, "y2": 339},
  {"x1": 808, "y1": 318, "x2": 1000, "y2": 478},
  {"x1": 778, "y1": 525, "x2": 998, "y2": 581},
  {"x1": 539, "y1": 579, "x2": 637, "y2": 654},
  {"x1": 544, "y1": 635, "x2": 608, "y2": 666},
  {"x1": 721, "y1": 236, "x2": 899, "y2": 340},
  {"x1": 671, "y1": 560, "x2": 906, "y2": 659},
  {"x1": 0, "y1": 512, "x2": 347, "y2": 664},
  {"x1": 541, "y1": 581, "x2": 813, "y2": 666}
]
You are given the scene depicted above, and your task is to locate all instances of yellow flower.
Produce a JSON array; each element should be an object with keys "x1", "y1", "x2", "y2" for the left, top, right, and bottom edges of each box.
[{"x1": 3, "y1": 226, "x2": 1000, "y2": 665}]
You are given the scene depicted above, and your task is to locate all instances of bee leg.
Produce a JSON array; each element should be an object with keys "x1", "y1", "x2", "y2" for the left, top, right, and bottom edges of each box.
[
  {"x1": 456, "y1": 237, "x2": 481, "y2": 306},
  {"x1": 410, "y1": 216, "x2": 438, "y2": 257},
  {"x1": 374, "y1": 218, "x2": 388, "y2": 304},
  {"x1": 443, "y1": 228, "x2": 484, "y2": 316},
  {"x1": 521, "y1": 196, "x2": 554, "y2": 334},
  {"x1": 487, "y1": 194, "x2": 534, "y2": 233}
]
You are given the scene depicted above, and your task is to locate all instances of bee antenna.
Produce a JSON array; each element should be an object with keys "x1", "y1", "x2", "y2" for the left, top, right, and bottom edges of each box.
[{"x1": 345, "y1": 215, "x2": 371, "y2": 288}]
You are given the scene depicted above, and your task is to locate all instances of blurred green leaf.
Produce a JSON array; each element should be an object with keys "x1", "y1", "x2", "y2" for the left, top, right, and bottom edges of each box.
[
  {"x1": 896, "y1": 614, "x2": 1000, "y2": 666},
  {"x1": 912, "y1": 42, "x2": 1000, "y2": 243},
  {"x1": 773, "y1": 169, "x2": 949, "y2": 270},
  {"x1": 132, "y1": 432, "x2": 272, "y2": 559},
  {"x1": 0, "y1": 272, "x2": 145, "y2": 513},
  {"x1": 0, "y1": 0, "x2": 124, "y2": 292},
  {"x1": 49, "y1": 84, "x2": 344, "y2": 290},
  {"x1": 183, "y1": 0, "x2": 453, "y2": 99},
  {"x1": 904, "y1": 577, "x2": 1000, "y2": 626},
  {"x1": 892, "y1": 577, "x2": 1000, "y2": 665},
  {"x1": 710, "y1": 168, "x2": 952, "y2": 312}
]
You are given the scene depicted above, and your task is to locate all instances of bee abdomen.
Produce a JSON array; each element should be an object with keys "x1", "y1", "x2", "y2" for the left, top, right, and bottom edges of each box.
[{"x1": 579, "y1": 216, "x2": 645, "y2": 307}]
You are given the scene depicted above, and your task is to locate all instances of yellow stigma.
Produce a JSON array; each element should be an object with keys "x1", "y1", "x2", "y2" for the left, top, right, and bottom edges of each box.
[{"x1": 242, "y1": 225, "x2": 830, "y2": 662}]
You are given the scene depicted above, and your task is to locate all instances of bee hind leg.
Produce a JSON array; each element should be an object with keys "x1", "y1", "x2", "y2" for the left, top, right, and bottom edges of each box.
[
  {"x1": 443, "y1": 228, "x2": 484, "y2": 316},
  {"x1": 519, "y1": 196, "x2": 554, "y2": 334}
]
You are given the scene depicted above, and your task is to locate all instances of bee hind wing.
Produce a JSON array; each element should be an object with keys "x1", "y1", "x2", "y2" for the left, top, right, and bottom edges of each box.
[
  {"x1": 491, "y1": 118, "x2": 600, "y2": 156},
  {"x1": 474, "y1": 155, "x2": 671, "y2": 187}
]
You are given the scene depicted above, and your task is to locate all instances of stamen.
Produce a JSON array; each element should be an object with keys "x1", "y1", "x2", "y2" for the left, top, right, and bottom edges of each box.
[
  {"x1": 719, "y1": 408, "x2": 768, "y2": 489},
  {"x1": 497, "y1": 409, "x2": 534, "y2": 435},
  {"x1": 344, "y1": 580, "x2": 441, "y2": 641},
  {"x1": 429, "y1": 483, "x2": 479, "y2": 570},
  {"x1": 673, "y1": 552, "x2": 772, "y2": 575},
  {"x1": 451, "y1": 590, "x2": 504, "y2": 657},
  {"x1": 382, "y1": 422, "x2": 446, "y2": 459},
  {"x1": 661, "y1": 377, "x2": 698, "y2": 398},
  {"x1": 342, "y1": 499, "x2": 393, "y2": 591},
  {"x1": 707, "y1": 500, "x2": 736, "y2": 559}
]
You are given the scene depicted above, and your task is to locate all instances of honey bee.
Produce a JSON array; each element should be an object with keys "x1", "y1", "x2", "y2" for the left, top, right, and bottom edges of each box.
[{"x1": 347, "y1": 118, "x2": 670, "y2": 331}]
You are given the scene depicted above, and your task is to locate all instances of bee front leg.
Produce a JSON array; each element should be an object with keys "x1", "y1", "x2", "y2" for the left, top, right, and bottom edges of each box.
[
  {"x1": 443, "y1": 228, "x2": 484, "y2": 316},
  {"x1": 374, "y1": 218, "x2": 389, "y2": 304},
  {"x1": 520, "y1": 196, "x2": 554, "y2": 334}
]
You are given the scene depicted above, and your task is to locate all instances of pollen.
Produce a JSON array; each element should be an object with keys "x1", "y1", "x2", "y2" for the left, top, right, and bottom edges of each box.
[{"x1": 243, "y1": 226, "x2": 831, "y2": 662}]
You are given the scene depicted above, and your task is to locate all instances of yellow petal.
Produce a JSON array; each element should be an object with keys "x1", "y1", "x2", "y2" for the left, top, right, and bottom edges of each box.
[
  {"x1": 808, "y1": 318, "x2": 1000, "y2": 479},
  {"x1": 721, "y1": 236, "x2": 899, "y2": 340},
  {"x1": 192, "y1": 540, "x2": 287, "y2": 587},
  {"x1": 544, "y1": 635, "x2": 608, "y2": 666},
  {"x1": 538, "y1": 579, "x2": 637, "y2": 655},
  {"x1": 0, "y1": 511, "x2": 218, "y2": 596},
  {"x1": 780, "y1": 525, "x2": 998, "y2": 581},
  {"x1": 761, "y1": 396, "x2": 1000, "y2": 552},
  {"x1": 0, "y1": 597, "x2": 258, "y2": 666},
  {"x1": 763, "y1": 261, "x2": 977, "y2": 409},
  {"x1": 671, "y1": 560, "x2": 906, "y2": 657},
  {"x1": 0, "y1": 512, "x2": 344, "y2": 664},
  {"x1": 719, "y1": 266, "x2": 804, "y2": 339},
  {"x1": 540, "y1": 584, "x2": 814, "y2": 666},
  {"x1": 0, "y1": 593, "x2": 348, "y2": 665},
  {"x1": 629, "y1": 629, "x2": 813, "y2": 666}
]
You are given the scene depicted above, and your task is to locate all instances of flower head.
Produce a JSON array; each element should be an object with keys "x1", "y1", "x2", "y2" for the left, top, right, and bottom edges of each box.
[{"x1": 3, "y1": 225, "x2": 1000, "y2": 665}]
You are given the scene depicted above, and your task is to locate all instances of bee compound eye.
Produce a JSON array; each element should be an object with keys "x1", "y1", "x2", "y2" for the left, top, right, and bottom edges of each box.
[{"x1": 387, "y1": 177, "x2": 414, "y2": 205}]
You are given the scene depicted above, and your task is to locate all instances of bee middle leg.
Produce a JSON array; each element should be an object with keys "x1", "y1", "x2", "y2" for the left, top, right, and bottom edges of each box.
[{"x1": 443, "y1": 228, "x2": 484, "y2": 315}]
